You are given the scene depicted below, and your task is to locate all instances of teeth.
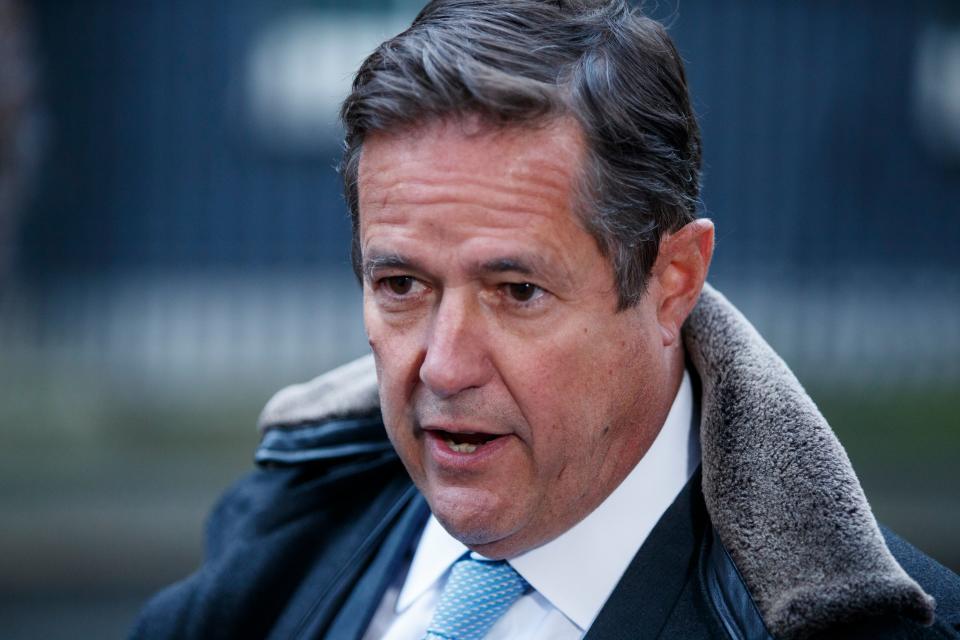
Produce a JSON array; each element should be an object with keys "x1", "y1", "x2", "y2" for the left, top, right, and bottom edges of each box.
[{"x1": 445, "y1": 439, "x2": 478, "y2": 453}]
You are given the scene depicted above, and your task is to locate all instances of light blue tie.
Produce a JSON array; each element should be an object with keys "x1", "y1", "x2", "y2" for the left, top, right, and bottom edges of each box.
[{"x1": 425, "y1": 552, "x2": 531, "y2": 640}]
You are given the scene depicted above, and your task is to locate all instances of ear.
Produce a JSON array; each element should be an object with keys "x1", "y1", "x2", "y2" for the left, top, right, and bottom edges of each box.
[{"x1": 650, "y1": 219, "x2": 714, "y2": 346}]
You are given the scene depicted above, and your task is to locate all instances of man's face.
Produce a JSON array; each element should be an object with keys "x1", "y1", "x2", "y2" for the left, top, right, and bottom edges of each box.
[{"x1": 358, "y1": 118, "x2": 672, "y2": 558}]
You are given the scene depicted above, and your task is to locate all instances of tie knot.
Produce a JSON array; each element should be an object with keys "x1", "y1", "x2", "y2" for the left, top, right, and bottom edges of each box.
[{"x1": 425, "y1": 553, "x2": 530, "y2": 640}]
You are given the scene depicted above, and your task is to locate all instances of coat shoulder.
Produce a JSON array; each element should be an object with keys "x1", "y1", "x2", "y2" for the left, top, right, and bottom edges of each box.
[
  {"x1": 130, "y1": 408, "x2": 409, "y2": 640},
  {"x1": 881, "y1": 526, "x2": 960, "y2": 632}
]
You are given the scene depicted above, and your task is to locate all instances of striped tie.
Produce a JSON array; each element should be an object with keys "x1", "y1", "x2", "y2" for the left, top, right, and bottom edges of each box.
[{"x1": 425, "y1": 553, "x2": 530, "y2": 640}]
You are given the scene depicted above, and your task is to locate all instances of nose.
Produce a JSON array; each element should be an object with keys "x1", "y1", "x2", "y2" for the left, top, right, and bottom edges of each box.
[{"x1": 419, "y1": 291, "x2": 492, "y2": 399}]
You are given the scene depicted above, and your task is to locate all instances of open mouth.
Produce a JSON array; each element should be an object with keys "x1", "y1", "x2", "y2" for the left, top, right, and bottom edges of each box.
[{"x1": 433, "y1": 430, "x2": 502, "y2": 454}]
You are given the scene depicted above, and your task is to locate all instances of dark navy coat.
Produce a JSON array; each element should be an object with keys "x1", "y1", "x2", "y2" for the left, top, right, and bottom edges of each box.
[{"x1": 130, "y1": 413, "x2": 960, "y2": 640}]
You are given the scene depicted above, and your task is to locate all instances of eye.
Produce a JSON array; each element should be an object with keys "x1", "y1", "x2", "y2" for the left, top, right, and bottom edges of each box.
[
  {"x1": 503, "y1": 282, "x2": 542, "y2": 303},
  {"x1": 385, "y1": 275, "x2": 414, "y2": 295},
  {"x1": 373, "y1": 275, "x2": 427, "y2": 309}
]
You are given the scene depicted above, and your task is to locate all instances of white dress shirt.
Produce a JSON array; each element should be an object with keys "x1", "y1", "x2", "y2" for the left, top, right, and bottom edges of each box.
[{"x1": 364, "y1": 370, "x2": 699, "y2": 639}]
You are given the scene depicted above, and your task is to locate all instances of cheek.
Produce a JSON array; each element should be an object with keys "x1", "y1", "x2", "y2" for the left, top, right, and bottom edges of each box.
[
  {"x1": 518, "y1": 319, "x2": 646, "y2": 447},
  {"x1": 364, "y1": 305, "x2": 420, "y2": 415},
  {"x1": 503, "y1": 328, "x2": 602, "y2": 447}
]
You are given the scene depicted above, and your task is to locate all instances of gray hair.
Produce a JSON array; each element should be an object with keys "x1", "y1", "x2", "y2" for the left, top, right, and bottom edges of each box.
[{"x1": 340, "y1": 0, "x2": 702, "y2": 309}]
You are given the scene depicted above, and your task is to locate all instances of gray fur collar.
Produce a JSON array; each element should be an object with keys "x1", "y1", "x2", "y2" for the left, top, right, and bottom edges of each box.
[{"x1": 258, "y1": 284, "x2": 935, "y2": 638}]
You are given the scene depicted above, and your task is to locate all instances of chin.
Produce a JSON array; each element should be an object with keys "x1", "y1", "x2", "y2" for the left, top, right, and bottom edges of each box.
[{"x1": 426, "y1": 484, "x2": 521, "y2": 548}]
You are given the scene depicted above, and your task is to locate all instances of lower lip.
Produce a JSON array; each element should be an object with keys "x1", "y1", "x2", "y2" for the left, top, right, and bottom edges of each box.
[{"x1": 424, "y1": 431, "x2": 514, "y2": 471}]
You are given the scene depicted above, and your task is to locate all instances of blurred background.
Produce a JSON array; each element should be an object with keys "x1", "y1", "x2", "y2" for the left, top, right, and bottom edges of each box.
[{"x1": 1, "y1": 0, "x2": 958, "y2": 637}]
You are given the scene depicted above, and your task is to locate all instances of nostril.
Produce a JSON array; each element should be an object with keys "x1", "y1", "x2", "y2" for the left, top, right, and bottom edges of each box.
[{"x1": 419, "y1": 348, "x2": 489, "y2": 398}]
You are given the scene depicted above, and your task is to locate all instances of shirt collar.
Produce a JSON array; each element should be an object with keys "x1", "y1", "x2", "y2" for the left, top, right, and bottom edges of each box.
[
  {"x1": 396, "y1": 514, "x2": 468, "y2": 611},
  {"x1": 396, "y1": 370, "x2": 698, "y2": 630}
]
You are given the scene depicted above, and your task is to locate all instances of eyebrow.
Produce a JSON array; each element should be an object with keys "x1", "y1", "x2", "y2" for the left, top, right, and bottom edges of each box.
[
  {"x1": 362, "y1": 253, "x2": 422, "y2": 281},
  {"x1": 362, "y1": 251, "x2": 550, "y2": 281},
  {"x1": 476, "y1": 257, "x2": 539, "y2": 276}
]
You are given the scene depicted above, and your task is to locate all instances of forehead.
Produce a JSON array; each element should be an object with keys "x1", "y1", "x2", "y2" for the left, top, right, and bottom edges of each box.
[
  {"x1": 358, "y1": 116, "x2": 585, "y2": 186},
  {"x1": 356, "y1": 118, "x2": 592, "y2": 260}
]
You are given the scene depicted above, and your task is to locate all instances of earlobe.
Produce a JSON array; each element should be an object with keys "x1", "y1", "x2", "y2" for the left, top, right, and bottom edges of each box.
[{"x1": 653, "y1": 219, "x2": 715, "y2": 345}]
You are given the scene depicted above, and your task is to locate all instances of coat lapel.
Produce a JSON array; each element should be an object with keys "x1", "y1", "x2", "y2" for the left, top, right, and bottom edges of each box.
[
  {"x1": 585, "y1": 470, "x2": 707, "y2": 640},
  {"x1": 314, "y1": 490, "x2": 430, "y2": 640}
]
